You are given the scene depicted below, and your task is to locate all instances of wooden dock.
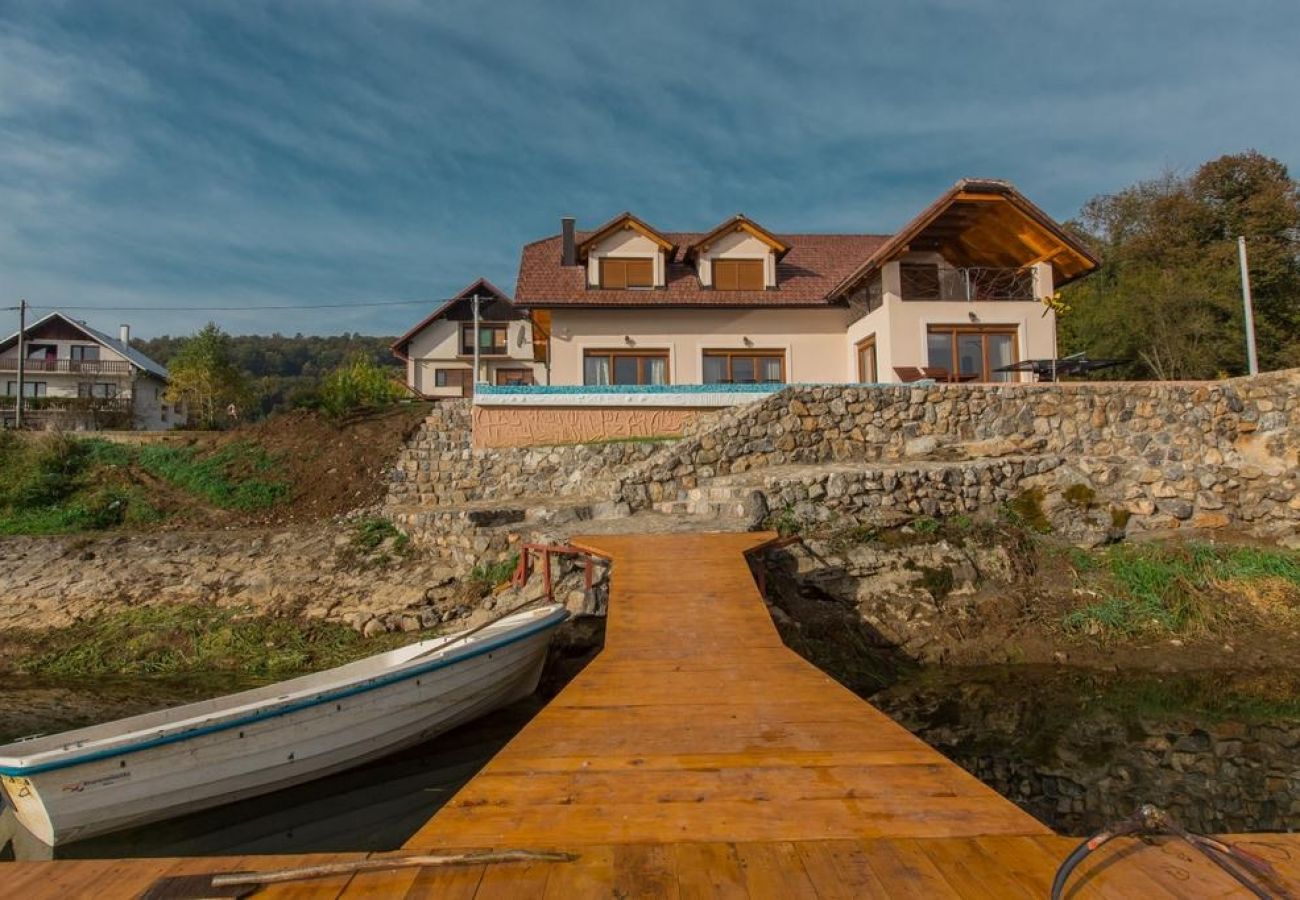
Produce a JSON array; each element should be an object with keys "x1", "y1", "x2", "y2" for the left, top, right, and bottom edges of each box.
[{"x1": 4, "y1": 532, "x2": 1298, "y2": 897}]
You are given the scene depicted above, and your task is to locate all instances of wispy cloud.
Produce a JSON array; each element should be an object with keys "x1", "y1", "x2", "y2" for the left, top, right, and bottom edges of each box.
[{"x1": 0, "y1": 0, "x2": 1296, "y2": 336}]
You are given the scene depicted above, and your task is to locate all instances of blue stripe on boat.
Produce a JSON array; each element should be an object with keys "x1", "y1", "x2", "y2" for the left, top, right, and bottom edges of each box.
[{"x1": 0, "y1": 608, "x2": 569, "y2": 777}]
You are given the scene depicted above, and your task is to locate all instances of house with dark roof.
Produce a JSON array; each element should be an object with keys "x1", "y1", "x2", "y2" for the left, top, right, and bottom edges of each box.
[
  {"x1": 0, "y1": 312, "x2": 184, "y2": 431},
  {"x1": 513, "y1": 179, "x2": 1098, "y2": 388},
  {"x1": 391, "y1": 278, "x2": 543, "y2": 398}
]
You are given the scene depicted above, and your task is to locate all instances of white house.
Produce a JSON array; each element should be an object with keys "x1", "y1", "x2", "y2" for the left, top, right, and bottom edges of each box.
[
  {"x1": 392, "y1": 278, "x2": 544, "y2": 398},
  {"x1": 0, "y1": 312, "x2": 184, "y2": 431}
]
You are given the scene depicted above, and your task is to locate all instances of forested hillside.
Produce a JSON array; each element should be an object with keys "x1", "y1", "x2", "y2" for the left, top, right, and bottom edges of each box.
[
  {"x1": 1060, "y1": 151, "x2": 1300, "y2": 380},
  {"x1": 132, "y1": 333, "x2": 401, "y2": 418}
]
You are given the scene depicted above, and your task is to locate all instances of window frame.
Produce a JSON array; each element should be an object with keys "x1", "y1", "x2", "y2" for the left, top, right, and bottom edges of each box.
[
  {"x1": 459, "y1": 323, "x2": 509, "y2": 356},
  {"x1": 494, "y1": 368, "x2": 536, "y2": 386},
  {"x1": 855, "y1": 336, "x2": 878, "y2": 383},
  {"x1": 925, "y1": 324, "x2": 1020, "y2": 383},
  {"x1": 582, "y1": 349, "x2": 671, "y2": 386},
  {"x1": 598, "y1": 256, "x2": 655, "y2": 290},
  {"x1": 711, "y1": 258, "x2": 766, "y2": 291},
  {"x1": 701, "y1": 348, "x2": 787, "y2": 384}
]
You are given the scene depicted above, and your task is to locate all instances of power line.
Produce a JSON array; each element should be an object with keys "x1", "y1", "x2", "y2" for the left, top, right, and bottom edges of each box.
[{"x1": 23, "y1": 298, "x2": 448, "y2": 313}]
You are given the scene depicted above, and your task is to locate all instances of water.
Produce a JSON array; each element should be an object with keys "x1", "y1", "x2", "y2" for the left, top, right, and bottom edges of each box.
[
  {"x1": 0, "y1": 676, "x2": 539, "y2": 860},
  {"x1": 5, "y1": 663, "x2": 1296, "y2": 859},
  {"x1": 872, "y1": 665, "x2": 1300, "y2": 835}
]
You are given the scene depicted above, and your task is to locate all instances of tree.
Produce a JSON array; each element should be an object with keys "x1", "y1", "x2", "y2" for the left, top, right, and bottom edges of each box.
[
  {"x1": 1061, "y1": 151, "x2": 1300, "y2": 379},
  {"x1": 317, "y1": 354, "x2": 407, "y2": 418},
  {"x1": 164, "y1": 323, "x2": 252, "y2": 429}
]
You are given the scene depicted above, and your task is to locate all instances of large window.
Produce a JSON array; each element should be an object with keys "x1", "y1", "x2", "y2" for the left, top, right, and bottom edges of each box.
[
  {"x1": 460, "y1": 323, "x2": 508, "y2": 355},
  {"x1": 70, "y1": 345, "x2": 100, "y2": 362},
  {"x1": 599, "y1": 257, "x2": 654, "y2": 289},
  {"x1": 712, "y1": 259, "x2": 764, "y2": 291},
  {"x1": 702, "y1": 349, "x2": 785, "y2": 384},
  {"x1": 6, "y1": 381, "x2": 47, "y2": 397},
  {"x1": 926, "y1": 326, "x2": 1018, "y2": 383},
  {"x1": 856, "y1": 336, "x2": 878, "y2": 383},
  {"x1": 583, "y1": 350, "x2": 669, "y2": 386}
]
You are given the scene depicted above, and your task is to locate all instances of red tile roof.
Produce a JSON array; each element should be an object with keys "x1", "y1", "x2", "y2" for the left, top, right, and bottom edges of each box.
[{"x1": 515, "y1": 231, "x2": 890, "y2": 308}]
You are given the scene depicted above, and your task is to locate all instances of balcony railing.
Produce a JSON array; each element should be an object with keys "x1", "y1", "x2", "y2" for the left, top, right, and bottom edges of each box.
[
  {"x1": 901, "y1": 265, "x2": 1037, "y2": 302},
  {"x1": 0, "y1": 395, "x2": 134, "y2": 414},
  {"x1": 0, "y1": 358, "x2": 134, "y2": 374}
]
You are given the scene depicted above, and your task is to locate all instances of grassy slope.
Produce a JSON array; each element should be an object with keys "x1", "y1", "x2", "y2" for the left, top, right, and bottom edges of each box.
[{"x1": 0, "y1": 431, "x2": 288, "y2": 535}]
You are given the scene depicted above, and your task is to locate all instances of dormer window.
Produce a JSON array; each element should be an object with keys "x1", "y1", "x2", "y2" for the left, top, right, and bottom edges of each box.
[
  {"x1": 599, "y1": 257, "x2": 654, "y2": 290},
  {"x1": 688, "y1": 215, "x2": 789, "y2": 291},
  {"x1": 576, "y1": 213, "x2": 674, "y2": 290},
  {"x1": 712, "y1": 259, "x2": 765, "y2": 291}
]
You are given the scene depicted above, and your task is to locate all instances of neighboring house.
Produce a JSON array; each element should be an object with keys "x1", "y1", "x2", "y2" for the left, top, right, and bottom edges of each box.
[
  {"x1": 392, "y1": 278, "x2": 543, "y2": 398},
  {"x1": 0, "y1": 312, "x2": 184, "y2": 431},
  {"x1": 513, "y1": 179, "x2": 1098, "y2": 386}
]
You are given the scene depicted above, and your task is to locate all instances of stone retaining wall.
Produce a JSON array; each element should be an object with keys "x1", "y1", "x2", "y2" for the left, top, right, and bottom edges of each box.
[
  {"x1": 385, "y1": 400, "x2": 670, "y2": 507},
  {"x1": 616, "y1": 370, "x2": 1300, "y2": 536}
]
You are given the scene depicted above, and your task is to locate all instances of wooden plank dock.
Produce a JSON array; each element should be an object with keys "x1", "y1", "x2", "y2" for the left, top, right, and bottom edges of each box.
[{"x1": 3, "y1": 531, "x2": 1298, "y2": 897}]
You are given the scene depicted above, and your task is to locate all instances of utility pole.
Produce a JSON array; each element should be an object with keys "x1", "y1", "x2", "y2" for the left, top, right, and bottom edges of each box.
[
  {"x1": 1238, "y1": 236, "x2": 1259, "y2": 376},
  {"x1": 15, "y1": 298, "x2": 26, "y2": 429},
  {"x1": 471, "y1": 293, "x2": 481, "y2": 388}
]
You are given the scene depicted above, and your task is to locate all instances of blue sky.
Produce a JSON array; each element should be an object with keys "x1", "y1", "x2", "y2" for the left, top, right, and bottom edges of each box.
[{"x1": 2, "y1": 1, "x2": 1297, "y2": 338}]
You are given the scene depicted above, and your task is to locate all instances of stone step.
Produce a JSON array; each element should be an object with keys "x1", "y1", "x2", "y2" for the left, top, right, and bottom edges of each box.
[{"x1": 388, "y1": 497, "x2": 631, "y2": 532}]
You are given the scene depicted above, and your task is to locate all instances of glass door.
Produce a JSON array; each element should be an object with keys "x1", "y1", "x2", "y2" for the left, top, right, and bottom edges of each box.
[{"x1": 926, "y1": 326, "x2": 1019, "y2": 382}]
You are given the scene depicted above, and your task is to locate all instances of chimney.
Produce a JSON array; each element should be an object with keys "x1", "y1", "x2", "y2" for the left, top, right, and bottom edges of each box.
[
  {"x1": 561, "y1": 217, "x2": 576, "y2": 266},
  {"x1": 119, "y1": 324, "x2": 130, "y2": 345}
]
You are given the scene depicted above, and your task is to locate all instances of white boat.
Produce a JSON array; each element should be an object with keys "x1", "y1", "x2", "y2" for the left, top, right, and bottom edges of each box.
[{"x1": 0, "y1": 604, "x2": 568, "y2": 846}]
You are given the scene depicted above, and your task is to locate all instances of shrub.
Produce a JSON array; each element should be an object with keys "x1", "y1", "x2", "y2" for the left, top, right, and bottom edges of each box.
[{"x1": 319, "y1": 355, "x2": 406, "y2": 418}]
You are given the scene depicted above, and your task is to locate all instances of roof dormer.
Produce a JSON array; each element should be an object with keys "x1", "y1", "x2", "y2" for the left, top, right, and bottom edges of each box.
[
  {"x1": 576, "y1": 212, "x2": 675, "y2": 290},
  {"x1": 688, "y1": 215, "x2": 789, "y2": 291}
]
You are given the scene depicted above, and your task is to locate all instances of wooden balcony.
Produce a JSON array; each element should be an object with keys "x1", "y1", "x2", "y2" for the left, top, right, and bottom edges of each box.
[{"x1": 0, "y1": 358, "x2": 134, "y2": 375}]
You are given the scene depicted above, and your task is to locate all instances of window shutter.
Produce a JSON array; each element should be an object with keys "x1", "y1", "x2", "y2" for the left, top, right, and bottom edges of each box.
[
  {"x1": 737, "y1": 259, "x2": 764, "y2": 290},
  {"x1": 627, "y1": 258, "x2": 653, "y2": 288},
  {"x1": 713, "y1": 259, "x2": 764, "y2": 290},
  {"x1": 714, "y1": 260, "x2": 736, "y2": 290},
  {"x1": 601, "y1": 259, "x2": 628, "y2": 289}
]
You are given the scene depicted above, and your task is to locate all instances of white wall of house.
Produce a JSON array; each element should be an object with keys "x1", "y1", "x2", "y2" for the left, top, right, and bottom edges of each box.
[
  {"x1": 843, "y1": 259, "x2": 1056, "y2": 383},
  {"x1": 133, "y1": 375, "x2": 186, "y2": 430},
  {"x1": 845, "y1": 303, "x2": 893, "y2": 383},
  {"x1": 546, "y1": 307, "x2": 856, "y2": 385},
  {"x1": 695, "y1": 231, "x2": 778, "y2": 288},
  {"x1": 403, "y1": 317, "x2": 542, "y2": 396},
  {"x1": 584, "y1": 231, "x2": 665, "y2": 287}
]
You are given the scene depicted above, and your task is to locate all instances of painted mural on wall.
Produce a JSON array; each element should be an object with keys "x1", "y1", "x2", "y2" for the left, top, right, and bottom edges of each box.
[{"x1": 472, "y1": 406, "x2": 700, "y2": 449}]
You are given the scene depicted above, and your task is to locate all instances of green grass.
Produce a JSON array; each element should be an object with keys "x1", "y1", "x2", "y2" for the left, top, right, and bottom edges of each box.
[
  {"x1": 0, "y1": 433, "x2": 288, "y2": 534},
  {"x1": 470, "y1": 553, "x2": 519, "y2": 588},
  {"x1": 10, "y1": 605, "x2": 414, "y2": 679},
  {"x1": 1062, "y1": 542, "x2": 1300, "y2": 637},
  {"x1": 134, "y1": 442, "x2": 288, "y2": 511}
]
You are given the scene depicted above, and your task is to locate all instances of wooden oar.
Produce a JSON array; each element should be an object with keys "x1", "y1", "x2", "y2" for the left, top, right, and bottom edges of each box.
[
  {"x1": 408, "y1": 591, "x2": 552, "y2": 661},
  {"x1": 210, "y1": 849, "x2": 579, "y2": 887}
]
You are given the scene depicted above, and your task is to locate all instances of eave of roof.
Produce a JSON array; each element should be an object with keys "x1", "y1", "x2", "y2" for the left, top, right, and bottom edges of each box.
[
  {"x1": 0, "y1": 311, "x2": 170, "y2": 380},
  {"x1": 574, "y1": 212, "x2": 675, "y2": 258},
  {"x1": 390, "y1": 277, "x2": 515, "y2": 355},
  {"x1": 827, "y1": 179, "x2": 1101, "y2": 298},
  {"x1": 686, "y1": 215, "x2": 790, "y2": 260}
]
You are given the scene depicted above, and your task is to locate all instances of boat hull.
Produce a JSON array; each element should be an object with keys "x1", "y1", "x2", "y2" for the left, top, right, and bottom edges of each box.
[{"x1": 1, "y1": 608, "x2": 564, "y2": 846}]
